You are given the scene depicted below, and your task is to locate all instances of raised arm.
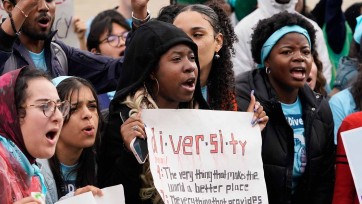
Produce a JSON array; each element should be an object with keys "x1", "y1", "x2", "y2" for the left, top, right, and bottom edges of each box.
[{"x1": 1, "y1": 0, "x2": 38, "y2": 36}]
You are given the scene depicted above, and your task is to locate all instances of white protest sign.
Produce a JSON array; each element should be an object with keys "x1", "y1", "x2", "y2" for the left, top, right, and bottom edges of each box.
[
  {"x1": 94, "y1": 184, "x2": 125, "y2": 204},
  {"x1": 53, "y1": 0, "x2": 79, "y2": 47},
  {"x1": 341, "y1": 127, "x2": 362, "y2": 203},
  {"x1": 0, "y1": 1, "x2": 79, "y2": 47},
  {"x1": 55, "y1": 184, "x2": 125, "y2": 204},
  {"x1": 55, "y1": 192, "x2": 96, "y2": 204},
  {"x1": 142, "y1": 109, "x2": 269, "y2": 204}
]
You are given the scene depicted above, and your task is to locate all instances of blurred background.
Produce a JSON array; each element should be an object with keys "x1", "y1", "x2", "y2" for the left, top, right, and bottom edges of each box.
[{"x1": 74, "y1": 0, "x2": 357, "y2": 22}]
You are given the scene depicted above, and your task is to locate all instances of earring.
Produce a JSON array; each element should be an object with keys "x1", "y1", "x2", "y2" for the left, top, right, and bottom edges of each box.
[
  {"x1": 214, "y1": 52, "x2": 220, "y2": 60},
  {"x1": 154, "y1": 78, "x2": 160, "y2": 97},
  {"x1": 265, "y1": 67, "x2": 271, "y2": 74}
]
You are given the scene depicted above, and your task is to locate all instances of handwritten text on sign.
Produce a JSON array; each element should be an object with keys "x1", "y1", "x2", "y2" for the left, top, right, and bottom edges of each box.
[{"x1": 142, "y1": 109, "x2": 269, "y2": 204}]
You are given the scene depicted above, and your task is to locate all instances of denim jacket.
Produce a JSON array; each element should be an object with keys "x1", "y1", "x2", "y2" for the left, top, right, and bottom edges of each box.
[
  {"x1": 37, "y1": 159, "x2": 58, "y2": 204},
  {"x1": 37, "y1": 159, "x2": 77, "y2": 204},
  {"x1": 333, "y1": 56, "x2": 359, "y2": 91}
]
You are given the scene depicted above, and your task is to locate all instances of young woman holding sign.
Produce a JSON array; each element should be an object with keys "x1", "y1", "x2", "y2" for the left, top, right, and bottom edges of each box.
[{"x1": 97, "y1": 20, "x2": 268, "y2": 203}]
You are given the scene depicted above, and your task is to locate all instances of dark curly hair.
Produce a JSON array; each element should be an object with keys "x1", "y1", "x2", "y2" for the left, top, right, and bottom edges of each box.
[
  {"x1": 250, "y1": 11, "x2": 317, "y2": 66},
  {"x1": 179, "y1": 1, "x2": 238, "y2": 111},
  {"x1": 156, "y1": 4, "x2": 185, "y2": 23},
  {"x1": 312, "y1": 51, "x2": 327, "y2": 96}
]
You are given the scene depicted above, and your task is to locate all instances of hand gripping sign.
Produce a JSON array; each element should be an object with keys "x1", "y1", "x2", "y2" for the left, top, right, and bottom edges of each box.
[{"x1": 142, "y1": 109, "x2": 269, "y2": 204}]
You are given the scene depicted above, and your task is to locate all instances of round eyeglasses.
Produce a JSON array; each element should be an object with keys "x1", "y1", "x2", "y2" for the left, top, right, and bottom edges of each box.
[
  {"x1": 24, "y1": 100, "x2": 70, "y2": 118},
  {"x1": 100, "y1": 32, "x2": 129, "y2": 47}
]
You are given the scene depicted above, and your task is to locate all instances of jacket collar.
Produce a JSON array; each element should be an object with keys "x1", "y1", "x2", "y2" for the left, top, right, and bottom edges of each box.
[
  {"x1": 251, "y1": 69, "x2": 322, "y2": 109},
  {"x1": 13, "y1": 30, "x2": 58, "y2": 53}
]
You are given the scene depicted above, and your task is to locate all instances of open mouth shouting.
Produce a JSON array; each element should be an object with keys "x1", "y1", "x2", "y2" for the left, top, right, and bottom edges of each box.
[
  {"x1": 82, "y1": 125, "x2": 95, "y2": 136},
  {"x1": 181, "y1": 77, "x2": 196, "y2": 93},
  {"x1": 45, "y1": 128, "x2": 59, "y2": 145},
  {"x1": 38, "y1": 15, "x2": 51, "y2": 29},
  {"x1": 290, "y1": 67, "x2": 307, "y2": 81}
]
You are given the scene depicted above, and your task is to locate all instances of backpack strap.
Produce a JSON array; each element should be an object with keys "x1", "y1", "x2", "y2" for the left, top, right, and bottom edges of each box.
[
  {"x1": 51, "y1": 42, "x2": 68, "y2": 75},
  {"x1": 2, "y1": 42, "x2": 68, "y2": 75},
  {"x1": 2, "y1": 54, "x2": 18, "y2": 75}
]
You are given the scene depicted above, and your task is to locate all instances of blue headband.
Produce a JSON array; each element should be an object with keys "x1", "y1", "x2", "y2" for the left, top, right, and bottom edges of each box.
[
  {"x1": 52, "y1": 76, "x2": 72, "y2": 87},
  {"x1": 353, "y1": 15, "x2": 362, "y2": 45},
  {"x1": 258, "y1": 25, "x2": 311, "y2": 68}
]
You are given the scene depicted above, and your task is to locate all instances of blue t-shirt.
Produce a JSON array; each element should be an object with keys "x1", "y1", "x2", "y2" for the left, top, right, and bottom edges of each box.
[
  {"x1": 201, "y1": 86, "x2": 208, "y2": 101},
  {"x1": 60, "y1": 163, "x2": 78, "y2": 196},
  {"x1": 28, "y1": 50, "x2": 47, "y2": 71},
  {"x1": 281, "y1": 97, "x2": 306, "y2": 193},
  {"x1": 329, "y1": 88, "x2": 357, "y2": 144}
]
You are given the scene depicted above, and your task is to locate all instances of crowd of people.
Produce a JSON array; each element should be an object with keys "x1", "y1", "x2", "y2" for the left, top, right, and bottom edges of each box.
[{"x1": 0, "y1": 0, "x2": 362, "y2": 203}]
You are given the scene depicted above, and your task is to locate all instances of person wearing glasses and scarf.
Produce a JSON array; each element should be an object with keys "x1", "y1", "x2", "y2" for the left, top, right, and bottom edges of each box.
[{"x1": 0, "y1": 67, "x2": 69, "y2": 204}]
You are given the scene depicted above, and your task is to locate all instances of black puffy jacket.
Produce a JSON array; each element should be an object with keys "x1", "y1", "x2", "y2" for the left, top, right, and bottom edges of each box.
[{"x1": 236, "y1": 69, "x2": 335, "y2": 204}]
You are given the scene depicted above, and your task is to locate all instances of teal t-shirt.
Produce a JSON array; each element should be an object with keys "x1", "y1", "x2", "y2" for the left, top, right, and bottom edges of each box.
[
  {"x1": 60, "y1": 163, "x2": 78, "y2": 196},
  {"x1": 28, "y1": 49, "x2": 47, "y2": 71},
  {"x1": 201, "y1": 86, "x2": 208, "y2": 101},
  {"x1": 281, "y1": 97, "x2": 306, "y2": 193}
]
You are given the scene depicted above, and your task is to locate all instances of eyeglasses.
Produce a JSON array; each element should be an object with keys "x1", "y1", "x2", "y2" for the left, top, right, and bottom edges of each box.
[
  {"x1": 24, "y1": 100, "x2": 70, "y2": 118},
  {"x1": 100, "y1": 32, "x2": 129, "y2": 47}
]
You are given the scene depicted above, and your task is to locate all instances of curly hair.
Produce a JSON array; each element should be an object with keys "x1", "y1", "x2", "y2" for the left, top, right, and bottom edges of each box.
[
  {"x1": 312, "y1": 51, "x2": 327, "y2": 96},
  {"x1": 250, "y1": 11, "x2": 317, "y2": 66},
  {"x1": 156, "y1": 4, "x2": 185, "y2": 23},
  {"x1": 179, "y1": 1, "x2": 238, "y2": 111}
]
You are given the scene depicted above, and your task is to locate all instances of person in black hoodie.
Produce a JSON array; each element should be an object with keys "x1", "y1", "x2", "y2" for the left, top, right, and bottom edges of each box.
[
  {"x1": 99, "y1": 19, "x2": 268, "y2": 203},
  {"x1": 97, "y1": 20, "x2": 208, "y2": 204},
  {"x1": 235, "y1": 12, "x2": 335, "y2": 204}
]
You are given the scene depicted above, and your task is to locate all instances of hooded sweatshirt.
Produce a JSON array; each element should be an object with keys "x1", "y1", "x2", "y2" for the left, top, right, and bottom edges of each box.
[
  {"x1": 232, "y1": 0, "x2": 332, "y2": 85},
  {"x1": 98, "y1": 20, "x2": 208, "y2": 203},
  {"x1": 0, "y1": 68, "x2": 46, "y2": 203}
]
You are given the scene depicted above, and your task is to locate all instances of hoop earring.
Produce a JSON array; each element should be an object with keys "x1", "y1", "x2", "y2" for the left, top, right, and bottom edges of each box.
[
  {"x1": 214, "y1": 52, "x2": 220, "y2": 60},
  {"x1": 265, "y1": 67, "x2": 271, "y2": 74},
  {"x1": 142, "y1": 82, "x2": 155, "y2": 109},
  {"x1": 153, "y1": 78, "x2": 160, "y2": 97}
]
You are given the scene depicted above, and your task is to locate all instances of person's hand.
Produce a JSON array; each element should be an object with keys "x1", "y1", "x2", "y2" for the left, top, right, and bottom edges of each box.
[
  {"x1": 72, "y1": 16, "x2": 87, "y2": 50},
  {"x1": 13, "y1": 196, "x2": 41, "y2": 204},
  {"x1": 74, "y1": 185, "x2": 103, "y2": 197},
  {"x1": 131, "y1": 0, "x2": 149, "y2": 19},
  {"x1": 73, "y1": 17, "x2": 86, "y2": 40},
  {"x1": 246, "y1": 90, "x2": 268, "y2": 131},
  {"x1": 120, "y1": 112, "x2": 146, "y2": 151}
]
